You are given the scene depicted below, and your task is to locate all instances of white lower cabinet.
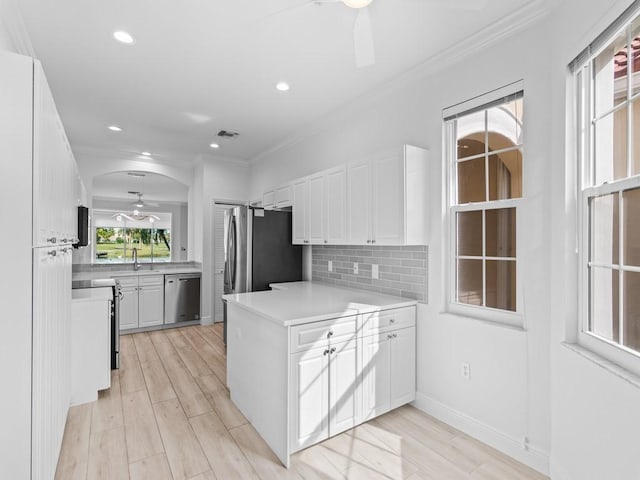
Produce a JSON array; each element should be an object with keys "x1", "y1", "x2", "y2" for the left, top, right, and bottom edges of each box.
[
  {"x1": 118, "y1": 275, "x2": 164, "y2": 330},
  {"x1": 361, "y1": 326, "x2": 416, "y2": 421},
  {"x1": 289, "y1": 307, "x2": 414, "y2": 454},
  {"x1": 290, "y1": 337, "x2": 359, "y2": 452}
]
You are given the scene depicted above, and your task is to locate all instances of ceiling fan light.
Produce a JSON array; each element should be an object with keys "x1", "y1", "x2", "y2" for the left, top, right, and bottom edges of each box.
[
  {"x1": 135, "y1": 202, "x2": 144, "y2": 208},
  {"x1": 342, "y1": 0, "x2": 372, "y2": 8}
]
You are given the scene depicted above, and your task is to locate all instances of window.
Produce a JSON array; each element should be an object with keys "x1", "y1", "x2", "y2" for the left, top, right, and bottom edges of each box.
[
  {"x1": 445, "y1": 87, "x2": 523, "y2": 324},
  {"x1": 575, "y1": 10, "x2": 640, "y2": 364},
  {"x1": 93, "y1": 209, "x2": 172, "y2": 263}
]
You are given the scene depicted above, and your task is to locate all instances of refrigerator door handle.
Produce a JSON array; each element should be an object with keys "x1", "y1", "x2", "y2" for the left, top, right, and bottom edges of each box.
[{"x1": 229, "y1": 215, "x2": 237, "y2": 289}]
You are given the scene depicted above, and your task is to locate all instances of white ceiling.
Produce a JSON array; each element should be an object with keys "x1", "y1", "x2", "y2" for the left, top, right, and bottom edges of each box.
[
  {"x1": 17, "y1": 0, "x2": 546, "y2": 166},
  {"x1": 92, "y1": 171, "x2": 189, "y2": 203}
]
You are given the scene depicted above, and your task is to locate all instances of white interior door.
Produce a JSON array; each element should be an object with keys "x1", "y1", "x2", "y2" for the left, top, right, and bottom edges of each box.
[{"x1": 213, "y1": 205, "x2": 227, "y2": 323}]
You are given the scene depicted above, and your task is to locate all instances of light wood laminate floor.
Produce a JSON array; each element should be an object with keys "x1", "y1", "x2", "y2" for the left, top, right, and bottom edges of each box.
[{"x1": 55, "y1": 324, "x2": 548, "y2": 480}]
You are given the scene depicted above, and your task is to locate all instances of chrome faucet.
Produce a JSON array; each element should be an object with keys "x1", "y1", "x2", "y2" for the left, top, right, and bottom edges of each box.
[{"x1": 132, "y1": 247, "x2": 141, "y2": 271}]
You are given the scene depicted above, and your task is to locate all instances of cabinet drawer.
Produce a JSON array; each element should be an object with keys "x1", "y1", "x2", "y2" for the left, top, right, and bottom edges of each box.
[
  {"x1": 139, "y1": 274, "x2": 164, "y2": 286},
  {"x1": 361, "y1": 306, "x2": 415, "y2": 336},
  {"x1": 290, "y1": 315, "x2": 358, "y2": 353},
  {"x1": 115, "y1": 276, "x2": 138, "y2": 288}
]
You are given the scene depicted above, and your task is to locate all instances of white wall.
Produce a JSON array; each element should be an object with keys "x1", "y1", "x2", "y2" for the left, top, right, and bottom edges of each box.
[
  {"x1": 250, "y1": 1, "x2": 640, "y2": 478},
  {"x1": 0, "y1": 1, "x2": 17, "y2": 53},
  {"x1": 195, "y1": 155, "x2": 250, "y2": 324},
  {"x1": 548, "y1": 0, "x2": 640, "y2": 479}
]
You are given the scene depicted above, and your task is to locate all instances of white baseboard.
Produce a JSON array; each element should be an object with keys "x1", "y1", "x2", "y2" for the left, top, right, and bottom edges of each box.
[
  {"x1": 413, "y1": 392, "x2": 550, "y2": 476},
  {"x1": 199, "y1": 315, "x2": 213, "y2": 325}
]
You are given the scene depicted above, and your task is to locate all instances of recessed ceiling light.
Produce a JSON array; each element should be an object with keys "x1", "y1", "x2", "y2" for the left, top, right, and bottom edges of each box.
[
  {"x1": 276, "y1": 82, "x2": 290, "y2": 92},
  {"x1": 108, "y1": 125, "x2": 122, "y2": 132},
  {"x1": 141, "y1": 151, "x2": 151, "y2": 156},
  {"x1": 113, "y1": 30, "x2": 135, "y2": 45},
  {"x1": 210, "y1": 143, "x2": 220, "y2": 149}
]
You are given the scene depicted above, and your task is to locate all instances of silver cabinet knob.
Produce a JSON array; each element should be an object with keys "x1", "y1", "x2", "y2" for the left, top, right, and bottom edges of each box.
[
  {"x1": 46, "y1": 237, "x2": 57, "y2": 244},
  {"x1": 390, "y1": 318, "x2": 395, "y2": 324},
  {"x1": 327, "y1": 330, "x2": 334, "y2": 338},
  {"x1": 323, "y1": 349, "x2": 329, "y2": 356},
  {"x1": 329, "y1": 347, "x2": 336, "y2": 354},
  {"x1": 366, "y1": 240, "x2": 371, "y2": 244},
  {"x1": 324, "y1": 240, "x2": 328, "y2": 244},
  {"x1": 48, "y1": 250, "x2": 57, "y2": 257},
  {"x1": 372, "y1": 240, "x2": 377, "y2": 244}
]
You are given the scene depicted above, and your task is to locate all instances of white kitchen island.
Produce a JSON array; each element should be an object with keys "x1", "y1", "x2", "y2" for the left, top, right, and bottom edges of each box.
[{"x1": 223, "y1": 281, "x2": 418, "y2": 467}]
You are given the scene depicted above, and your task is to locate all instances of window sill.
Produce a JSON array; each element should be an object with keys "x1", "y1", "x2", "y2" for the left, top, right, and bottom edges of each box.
[
  {"x1": 444, "y1": 303, "x2": 525, "y2": 330},
  {"x1": 561, "y1": 341, "x2": 640, "y2": 389}
]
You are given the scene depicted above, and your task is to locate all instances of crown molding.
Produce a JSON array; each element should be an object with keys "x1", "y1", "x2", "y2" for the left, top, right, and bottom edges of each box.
[
  {"x1": 0, "y1": 0, "x2": 35, "y2": 57},
  {"x1": 196, "y1": 153, "x2": 251, "y2": 168},
  {"x1": 250, "y1": 0, "x2": 554, "y2": 165}
]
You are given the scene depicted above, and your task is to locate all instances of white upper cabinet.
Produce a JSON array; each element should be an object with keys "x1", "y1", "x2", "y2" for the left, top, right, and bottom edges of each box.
[
  {"x1": 292, "y1": 166, "x2": 348, "y2": 245},
  {"x1": 264, "y1": 184, "x2": 293, "y2": 210},
  {"x1": 292, "y1": 178, "x2": 308, "y2": 244},
  {"x1": 33, "y1": 61, "x2": 77, "y2": 247},
  {"x1": 347, "y1": 160, "x2": 372, "y2": 245},
  {"x1": 325, "y1": 166, "x2": 348, "y2": 244},
  {"x1": 290, "y1": 145, "x2": 427, "y2": 246},
  {"x1": 349, "y1": 145, "x2": 428, "y2": 246},
  {"x1": 307, "y1": 172, "x2": 325, "y2": 244}
]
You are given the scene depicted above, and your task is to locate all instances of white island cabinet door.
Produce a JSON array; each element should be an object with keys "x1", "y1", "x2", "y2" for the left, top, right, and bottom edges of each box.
[
  {"x1": 390, "y1": 327, "x2": 416, "y2": 409},
  {"x1": 290, "y1": 346, "x2": 330, "y2": 452},
  {"x1": 361, "y1": 332, "x2": 391, "y2": 421},
  {"x1": 139, "y1": 283, "x2": 164, "y2": 327},
  {"x1": 372, "y1": 153, "x2": 404, "y2": 245},
  {"x1": 347, "y1": 161, "x2": 371, "y2": 244},
  {"x1": 328, "y1": 338, "x2": 359, "y2": 436},
  {"x1": 119, "y1": 285, "x2": 139, "y2": 331}
]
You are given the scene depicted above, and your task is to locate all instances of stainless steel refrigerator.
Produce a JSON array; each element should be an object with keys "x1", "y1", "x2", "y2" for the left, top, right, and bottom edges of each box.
[{"x1": 222, "y1": 206, "x2": 302, "y2": 344}]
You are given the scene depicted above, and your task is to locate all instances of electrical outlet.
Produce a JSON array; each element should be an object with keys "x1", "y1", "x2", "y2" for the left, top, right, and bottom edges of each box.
[
  {"x1": 461, "y1": 362, "x2": 471, "y2": 380},
  {"x1": 328, "y1": 260, "x2": 333, "y2": 272},
  {"x1": 372, "y1": 264, "x2": 379, "y2": 279},
  {"x1": 353, "y1": 262, "x2": 359, "y2": 274}
]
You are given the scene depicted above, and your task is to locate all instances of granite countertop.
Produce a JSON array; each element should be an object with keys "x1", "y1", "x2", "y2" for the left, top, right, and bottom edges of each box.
[{"x1": 223, "y1": 281, "x2": 417, "y2": 327}]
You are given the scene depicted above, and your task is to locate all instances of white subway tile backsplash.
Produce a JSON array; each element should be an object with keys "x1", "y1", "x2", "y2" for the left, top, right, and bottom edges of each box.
[{"x1": 312, "y1": 245, "x2": 428, "y2": 302}]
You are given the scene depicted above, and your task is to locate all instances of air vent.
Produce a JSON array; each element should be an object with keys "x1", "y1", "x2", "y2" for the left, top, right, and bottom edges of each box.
[
  {"x1": 217, "y1": 130, "x2": 240, "y2": 138},
  {"x1": 127, "y1": 191, "x2": 141, "y2": 195},
  {"x1": 127, "y1": 172, "x2": 146, "y2": 178}
]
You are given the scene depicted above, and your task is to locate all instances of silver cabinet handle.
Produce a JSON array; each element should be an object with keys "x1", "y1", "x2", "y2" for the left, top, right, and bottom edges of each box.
[
  {"x1": 389, "y1": 318, "x2": 395, "y2": 324},
  {"x1": 393, "y1": 333, "x2": 397, "y2": 338},
  {"x1": 48, "y1": 250, "x2": 57, "y2": 257},
  {"x1": 324, "y1": 240, "x2": 328, "y2": 244},
  {"x1": 46, "y1": 237, "x2": 57, "y2": 244},
  {"x1": 366, "y1": 240, "x2": 371, "y2": 244},
  {"x1": 330, "y1": 347, "x2": 336, "y2": 354},
  {"x1": 327, "y1": 330, "x2": 334, "y2": 338},
  {"x1": 372, "y1": 240, "x2": 376, "y2": 244},
  {"x1": 387, "y1": 334, "x2": 392, "y2": 339},
  {"x1": 61, "y1": 238, "x2": 69, "y2": 243},
  {"x1": 323, "y1": 349, "x2": 329, "y2": 356}
]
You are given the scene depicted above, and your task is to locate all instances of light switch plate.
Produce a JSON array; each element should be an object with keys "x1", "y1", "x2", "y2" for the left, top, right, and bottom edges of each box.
[
  {"x1": 328, "y1": 260, "x2": 333, "y2": 272},
  {"x1": 372, "y1": 264, "x2": 379, "y2": 279},
  {"x1": 353, "y1": 262, "x2": 359, "y2": 274}
]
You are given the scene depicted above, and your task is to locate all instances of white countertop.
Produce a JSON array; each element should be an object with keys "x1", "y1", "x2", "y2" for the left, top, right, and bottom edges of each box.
[{"x1": 223, "y1": 281, "x2": 417, "y2": 326}]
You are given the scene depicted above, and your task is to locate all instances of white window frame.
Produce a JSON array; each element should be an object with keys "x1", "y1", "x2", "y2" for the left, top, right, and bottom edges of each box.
[
  {"x1": 575, "y1": 13, "x2": 640, "y2": 374},
  {"x1": 444, "y1": 85, "x2": 524, "y2": 327}
]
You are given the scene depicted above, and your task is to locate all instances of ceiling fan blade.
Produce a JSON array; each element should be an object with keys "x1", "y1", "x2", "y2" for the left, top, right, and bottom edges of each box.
[
  {"x1": 353, "y1": 7, "x2": 375, "y2": 68},
  {"x1": 426, "y1": 0, "x2": 488, "y2": 11}
]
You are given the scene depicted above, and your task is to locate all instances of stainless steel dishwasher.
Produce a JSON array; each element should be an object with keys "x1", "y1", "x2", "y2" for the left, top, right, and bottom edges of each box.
[{"x1": 164, "y1": 273, "x2": 201, "y2": 324}]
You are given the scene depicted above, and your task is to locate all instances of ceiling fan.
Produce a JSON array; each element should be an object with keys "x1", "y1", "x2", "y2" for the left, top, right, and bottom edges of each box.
[
  {"x1": 274, "y1": 0, "x2": 488, "y2": 68},
  {"x1": 128, "y1": 191, "x2": 159, "y2": 208}
]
